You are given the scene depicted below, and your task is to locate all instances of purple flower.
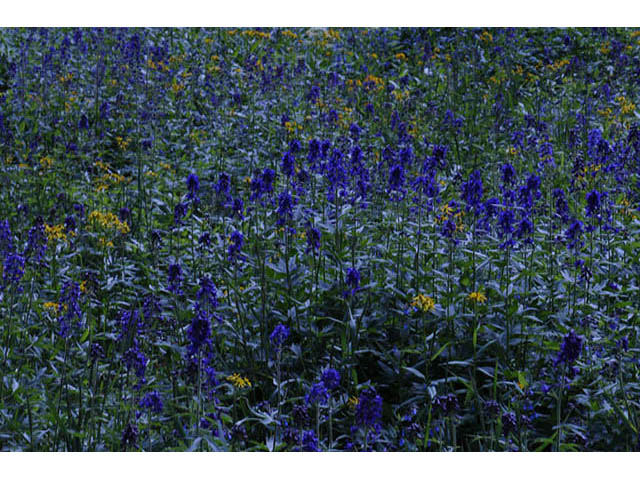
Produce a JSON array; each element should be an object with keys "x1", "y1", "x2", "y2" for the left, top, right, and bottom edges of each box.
[
  {"x1": 174, "y1": 202, "x2": 188, "y2": 225},
  {"x1": 344, "y1": 267, "x2": 361, "y2": 297},
  {"x1": 355, "y1": 387, "x2": 383, "y2": 427},
  {"x1": 461, "y1": 170, "x2": 484, "y2": 212},
  {"x1": 565, "y1": 220, "x2": 584, "y2": 251},
  {"x1": 281, "y1": 150, "x2": 296, "y2": 177},
  {"x1": 555, "y1": 330, "x2": 583, "y2": 366},
  {"x1": 306, "y1": 225, "x2": 321, "y2": 253},
  {"x1": 58, "y1": 280, "x2": 82, "y2": 338},
  {"x1": 276, "y1": 190, "x2": 295, "y2": 225},
  {"x1": 0, "y1": 219, "x2": 14, "y2": 256},
  {"x1": 196, "y1": 276, "x2": 218, "y2": 311},
  {"x1": 305, "y1": 381, "x2": 329, "y2": 405},
  {"x1": 293, "y1": 404, "x2": 310, "y2": 427},
  {"x1": 187, "y1": 309, "x2": 212, "y2": 354},
  {"x1": 25, "y1": 221, "x2": 47, "y2": 264},
  {"x1": 168, "y1": 263, "x2": 183, "y2": 295},
  {"x1": 139, "y1": 391, "x2": 163, "y2": 414},
  {"x1": 321, "y1": 368, "x2": 340, "y2": 390},
  {"x1": 501, "y1": 163, "x2": 516, "y2": 185},
  {"x1": 349, "y1": 122, "x2": 361, "y2": 139},
  {"x1": 198, "y1": 231, "x2": 211, "y2": 247},
  {"x1": 251, "y1": 168, "x2": 276, "y2": 201},
  {"x1": 118, "y1": 207, "x2": 130, "y2": 222},
  {"x1": 302, "y1": 430, "x2": 319, "y2": 451},
  {"x1": 502, "y1": 412, "x2": 517, "y2": 435},
  {"x1": 388, "y1": 163, "x2": 405, "y2": 197},
  {"x1": 215, "y1": 173, "x2": 231, "y2": 196},
  {"x1": 228, "y1": 230, "x2": 244, "y2": 263},
  {"x1": 433, "y1": 393, "x2": 459, "y2": 415},
  {"x1": 269, "y1": 323, "x2": 290, "y2": 351},
  {"x1": 121, "y1": 423, "x2": 138, "y2": 450},
  {"x1": 124, "y1": 346, "x2": 148, "y2": 387},
  {"x1": 1, "y1": 252, "x2": 25, "y2": 292},
  {"x1": 585, "y1": 189, "x2": 601, "y2": 217}
]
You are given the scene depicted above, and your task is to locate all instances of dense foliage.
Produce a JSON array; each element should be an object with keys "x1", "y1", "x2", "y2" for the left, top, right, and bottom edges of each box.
[{"x1": 2, "y1": 27, "x2": 640, "y2": 451}]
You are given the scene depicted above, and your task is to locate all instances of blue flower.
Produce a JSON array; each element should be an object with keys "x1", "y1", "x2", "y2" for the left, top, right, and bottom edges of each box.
[
  {"x1": 196, "y1": 276, "x2": 218, "y2": 311},
  {"x1": 344, "y1": 267, "x2": 361, "y2": 297},
  {"x1": 58, "y1": 280, "x2": 82, "y2": 338},
  {"x1": 515, "y1": 215, "x2": 534, "y2": 244},
  {"x1": 269, "y1": 323, "x2": 290, "y2": 351},
  {"x1": 117, "y1": 309, "x2": 141, "y2": 342},
  {"x1": 307, "y1": 139, "x2": 321, "y2": 169},
  {"x1": 555, "y1": 330, "x2": 583, "y2": 366},
  {"x1": 552, "y1": 188, "x2": 570, "y2": 224},
  {"x1": 305, "y1": 225, "x2": 321, "y2": 253},
  {"x1": 276, "y1": 190, "x2": 295, "y2": 225},
  {"x1": 440, "y1": 218, "x2": 457, "y2": 240},
  {"x1": 289, "y1": 138, "x2": 301, "y2": 154},
  {"x1": 187, "y1": 309, "x2": 212, "y2": 355},
  {"x1": 231, "y1": 197, "x2": 244, "y2": 219},
  {"x1": 349, "y1": 122, "x2": 361, "y2": 139},
  {"x1": 186, "y1": 173, "x2": 200, "y2": 203},
  {"x1": 168, "y1": 263, "x2": 183, "y2": 295},
  {"x1": 433, "y1": 393, "x2": 459, "y2": 415},
  {"x1": 502, "y1": 412, "x2": 517, "y2": 435},
  {"x1": 173, "y1": 202, "x2": 188, "y2": 226},
  {"x1": 0, "y1": 219, "x2": 15, "y2": 256},
  {"x1": 585, "y1": 189, "x2": 601, "y2": 217},
  {"x1": 198, "y1": 231, "x2": 211, "y2": 248},
  {"x1": 228, "y1": 230, "x2": 244, "y2": 263},
  {"x1": 388, "y1": 163, "x2": 405, "y2": 199},
  {"x1": 139, "y1": 391, "x2": 163, "y2": 414},
  {"x1": 302, "y1": 430, "x2": 319, "y2": 451},
  {"x1": 355, "y1": 387, "x2": 383, "y2": 427},
  {"x1": 501, "y1": 163, "x2": 516, "y2": 185},
  {"x1": 24, "y1": 221, "x2": 47, "y2": 264},
  {"x1": 461, "y1": 170, "x2": 484, "y2": 212},
  {"x1": 281, "y1": 150, "x2": 296, "y2": 177},
  {"x1": 565, "y1": 220, "x2": 584, "y2": 251},
  {"x1": 250, "y1": 168, "x2": 276, "y2": 201},
  {"x1": 124, "y1": 346, "x2": 148, "y2": 387},
  {"x1": 1, "y1": 252, "x2": 25, "y2": 292},
  {"x1": 305, "y1": 381, "x2": 329, "y2": 405},
  {"x1": 307, "y1": 85, "x2": 320, "y2": 104},
  {"x1": 321, "y1": 368, "x2": 340, "y2": 390},
  {"x1": 121, "y1": 423, "x2": 138, "y2": 450},
  {"x1": 215, "y1": 173, "x2": 231, "y2": 196}
]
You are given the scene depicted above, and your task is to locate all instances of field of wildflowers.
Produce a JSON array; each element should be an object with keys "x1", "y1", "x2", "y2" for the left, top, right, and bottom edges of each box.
[{"x1": 2, "y1": 27, "x2": 640, "y2": 452}]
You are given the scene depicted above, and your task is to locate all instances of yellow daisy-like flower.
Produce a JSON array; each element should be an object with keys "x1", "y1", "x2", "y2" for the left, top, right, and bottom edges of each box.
[
  {"x1": 43, "y1": 301, "x2": 59, "y2": 312},
  {"x1": 411, "y1": 294, "x2": 435, "y2": 313},
  {"x1": 468, "y1": 291, "x2": 487, "y2": 304},
  {"x1": 227, "y1": 373, "x2": 252, "y2": 389}
]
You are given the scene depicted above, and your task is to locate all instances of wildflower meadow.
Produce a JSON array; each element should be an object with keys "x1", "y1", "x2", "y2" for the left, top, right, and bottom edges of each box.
[{"x1": 2, "y1": 27, "x2": 640, "y2": 452}]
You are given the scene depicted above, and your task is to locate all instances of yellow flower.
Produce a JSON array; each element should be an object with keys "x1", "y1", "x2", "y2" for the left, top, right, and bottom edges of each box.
[
  {"x1": 411, "y1": 294, "x2": 435, "y2": 313},
  {"x1": 480, "y1": 30, "x2": 493, "y2": 43},
  {"x1": 43, "y1": 301, "x2": 59, "y2": 312},
  {"x1": 88, "y1": 210, "x2": 130, "y2": 235},
  {"x1": 282, "y1": 29, "x2": 298, "y2": 39},
  {"x1": 44, "y1": 224, "x2": 68, "y2": 244},
  {"x1": 227, "y1": 373, "x2": 252, "y2": 389},
  {"x1": 115, "y1": 136, "x2": 131, "y2": 151},
  {"x1": 468, "y1": 291, "x2": 487, "y2": 304},
  {"x1": 40, "y1": 156, "x2": 54, "y2": 170}
]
